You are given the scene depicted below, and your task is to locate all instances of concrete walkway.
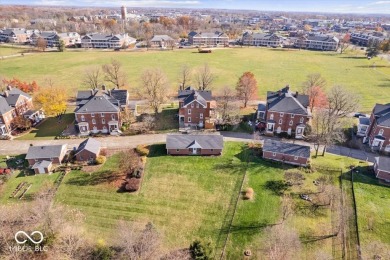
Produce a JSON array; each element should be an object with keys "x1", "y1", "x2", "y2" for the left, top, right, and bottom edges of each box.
[{"x1": 0, "y1": 132, "x2": 377, "y2": 163}]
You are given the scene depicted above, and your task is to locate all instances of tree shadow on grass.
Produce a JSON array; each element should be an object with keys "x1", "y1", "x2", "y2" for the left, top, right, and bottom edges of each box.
[
  {"x1": 345, "y1": 166, "x2": 390, "y2": 188},
  {"x1": 65, "y1": 170, "x2": 118, "y2": 186},
  {"x1": 147, "y1": 144, "x2": 167, "y2": 158},
  {"x1": 355, "y1": 65, "x2": 388, "y2": 68},
  {"x1": 338, "y1": 56, "x2": 367, "y2": 59}
]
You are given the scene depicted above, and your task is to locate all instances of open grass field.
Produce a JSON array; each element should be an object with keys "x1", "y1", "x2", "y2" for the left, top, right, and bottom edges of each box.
[
  {"x1": 0, "y1": 45, "x2": 24, "y2": 57},
  {"x1": 353, "y1": 171, "x2": 390, "y2": 259},
  {"x1": 1, "y1": 47, "x2": 390, "y2": 111},
  {"x1": 55, "y1": 142, "x2": 246, "y2": 251}
]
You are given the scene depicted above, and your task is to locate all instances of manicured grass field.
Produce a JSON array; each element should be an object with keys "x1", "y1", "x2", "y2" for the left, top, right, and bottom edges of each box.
[
  {"x1": 1, "y1": 48, "x2": 390, "y2": 111},
  {"x1": 353, "y1": 171, "x2": 390, "y2": 259},
  {"x1": 16, "y1": 112, "x2": 74, "y2": 140},
  {"x1": 55, "y1": 142, "x2": 246, "y2": 250},
  {"x1": 0, "y1": 46, "x2": 24, "y2": 57}
]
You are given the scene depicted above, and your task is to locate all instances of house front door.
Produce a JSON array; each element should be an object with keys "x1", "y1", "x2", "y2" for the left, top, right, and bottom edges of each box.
[{"x1": 192, "y1": 148, "x2": 197, "y2": 154}]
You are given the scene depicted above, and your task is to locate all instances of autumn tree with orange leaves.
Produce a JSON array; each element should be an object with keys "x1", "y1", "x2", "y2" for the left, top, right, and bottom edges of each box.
[
  {"x1": 302, "y1": 73, "x2": 328, "y2": 111},
  {"x1": 236, "y1": 72, "x2": 258, "y2": 108},
  {"x1": 2, "y1": 78, "x2": 40, "y2": 93}
]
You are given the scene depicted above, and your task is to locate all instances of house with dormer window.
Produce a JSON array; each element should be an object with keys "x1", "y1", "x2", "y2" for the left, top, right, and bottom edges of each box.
[
  {"x1": 263, "y1": 86, "x2": 311, "y2": 139},
  {"x1": 363, "y1": 103, "x2": 390, "y2": 153},
  {"x1": 178, "y1": 87, "x2": 217, "y2": 129}
]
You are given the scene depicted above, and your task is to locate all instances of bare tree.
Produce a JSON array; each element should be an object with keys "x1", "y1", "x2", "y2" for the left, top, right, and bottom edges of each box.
[
  {"x1": 138, "y1": 68, "x2": 170, "y2": 114},
  {"x1": 261, "y1": 224, "x2": 301, "y2": 260},
  {"x1": 36, "y1": 37, "x2": 47, "y2": 51},
  {"x1": 339, "y1": 34, "x2": 351, "y2": 54},
  {"x1": 102, "y1": 59, "x2": 127, "y2": 88},
  {"x1": 327, "y1": 85, "x2": 360, "y2": 118},
  {"x1": 216, "y1": 86, "x2": 240, "y2": 125},
  {"x1": 302, "y1": 73, "x2": 328, "y2": 111},
  {"x1": 195, "y1": 63, "x2": 215, "y2": 91},
  {"x1": 114, "y1": 221, "x2": 162, "y2": 260},
  {"x1": 178, "y1": 64, "x2": 192, "y2": 90},
  {"x1": 119, "y1": 149, "x2": 140, "y2": 175},
  {"x1": 302, "y1": 73, "x2": 326, "y2": 92},
  {"x1": 83, "y1": 66, "x2": 102, "y2": 90}
]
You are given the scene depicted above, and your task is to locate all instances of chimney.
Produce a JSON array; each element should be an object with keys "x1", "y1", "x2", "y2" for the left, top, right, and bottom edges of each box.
[
  {"x1": 4, "y1": 91, "x2": 9, "y2": 98},
  {"x1": 6, "y1": 85, "x2": 12, "y2": 91},
  {"x1": 102, "y1": 84, "x2": 106, "y2": 91},
  {"x1": 295, "y1": 91, "x2": 298, "y2": 97}
]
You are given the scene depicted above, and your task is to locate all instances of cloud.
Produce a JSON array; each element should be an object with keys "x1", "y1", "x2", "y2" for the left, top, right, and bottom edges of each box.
[{"x1": 369, "y1": 1, "x2": 390, "y2": 5}]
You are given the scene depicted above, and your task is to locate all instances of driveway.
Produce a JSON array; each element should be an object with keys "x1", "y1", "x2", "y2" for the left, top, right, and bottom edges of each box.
[{"x1": 0, "y1": 132, "x2": 378, "y2": 163}]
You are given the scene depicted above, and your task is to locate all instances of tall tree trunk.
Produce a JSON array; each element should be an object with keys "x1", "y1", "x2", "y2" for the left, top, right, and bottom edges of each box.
[
  {"x1": 322, "y1": 144, "x2": 327, "y2": 156},
  {"x1": 314, "y1": 143, "x2": 319, "y2": 157}
]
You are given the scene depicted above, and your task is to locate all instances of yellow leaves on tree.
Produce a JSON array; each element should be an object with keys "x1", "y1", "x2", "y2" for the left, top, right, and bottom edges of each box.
[{"x1": 34, "y1": 87, "x2": 68, "y2": 116}]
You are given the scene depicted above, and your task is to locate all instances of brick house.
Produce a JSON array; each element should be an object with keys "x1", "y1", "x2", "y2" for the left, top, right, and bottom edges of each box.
[
  {"x1": 373, "y1": 156, "x2": 390, "y2": 182},
  {"x1": 74, "y1": 138, "x2": 101, "y2": 162},
  {"x1": 263, "y1": 86, "x2": 311, "y2": 139},
  {"x1": 262, "y1": 139, "x2": 311, "y2": 166},
  {"x1": 150, "y1": 35, "x2": 175, "y2": 48},
  {"x1": 241, "y1": 32, "x2": 282, "y2": 47},
  {"x1": 0, "y1": 86, "x2": 43, "y2": 136},
  {"x1": 363, "y1": 103, "x2": 390, "y2": 153},
  {"x1": 75, "y1": 87, "x2": 128, "y2": 135},
  {"x1": 25, "y1": 144, "x2": 68, "y2": 169},
  {"x1": 166, "y1": 134, "x2": 224, "y2": 156},
  {"x1": 178, "y1": 87, "x2": 217, "y2": 129}
]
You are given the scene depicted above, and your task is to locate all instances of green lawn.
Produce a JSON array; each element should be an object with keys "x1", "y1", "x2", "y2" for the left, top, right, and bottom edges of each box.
[
  {"x1": 353, "y1": 171, "x2": 390, "y2": 259},
  {"x1": 1, "y1": 48, "x2": 390, "y2": 111},
  {"x1": 55, "y1": 142, "x2": 246, "y2": 250},
  {"x1": 0, "y1": 46, "x2": 23, "y2": 57},
  {"x1": 16, "y1": 112, "x2": 74, "y2": 140}
]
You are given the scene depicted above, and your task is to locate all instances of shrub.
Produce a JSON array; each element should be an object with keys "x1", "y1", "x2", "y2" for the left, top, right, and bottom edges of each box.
[
  {"x1": 243, "y1": 187, "x2": 254, "y2": 200},
  {"x1": 189, "y1": 240, "x2": 212, "y2": 260},
  {"x1": 265, "y1": 180, "x2": 289, "y2": 196},
  {"x1": 125, "y1": 178, "x2": 141, "y2": 192},
  {"x1": 92, "y1": 244, "x2": 113, "y2": 260},
  {"x1": 95, "y1": 155, "x2": 106, "y2": 165},
  {"x1": 136, "y1": 145, "x2": 149, "y2": 156}
]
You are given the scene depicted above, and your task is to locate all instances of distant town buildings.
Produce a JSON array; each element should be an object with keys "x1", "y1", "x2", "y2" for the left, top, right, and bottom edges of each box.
[
  {"x1": 188, "y1": 31, "x2": 229, "y2": 46},
  {"x1": 81, "y1": 33, "x2": 135, "y2": 49}
]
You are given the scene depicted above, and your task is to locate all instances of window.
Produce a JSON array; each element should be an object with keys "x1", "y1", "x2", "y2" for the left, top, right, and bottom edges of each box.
[
  {"x1": 291, "y1": 114, "x2": 295, "y2": 118},
  {"x1": 102, "y1": 119, "x2": 105, "y2": 124},
  {"x1": 280, "y1": 113, "x2": 284, "y2": 117},
  {"x1": 300, "y1": 117, "x2": 304, "y2": 123},
  {"x1": 101, "y1": 113, "x2": 104, "y2": 117},
  {"x1": 188, "y1": 109, "x2": 191, "y2": 114},
  {"x1": 188, "y1": 117, "x2": 191, "y2": 122},
  {"x1": 270, "y1": 113, "x2": 274, "y2": 120},
  {"x1": 81, "y1": 115, "x2": 85, "y2": 122},
  {"x1": 92, "y1": 119, "x2": 96, "y2": 124},
  {"x1": 111, "y1": 114, "x2": 115, "y2": 120},
  {"x1": 196, "y1": 103, "x2": 199, "y2": 108},
  {"x1": 289, "y1": 120, "x2": 293, "y2": 126},
  {"x1": 294, "y1": 156, "x2": 298, "y2": 160},
  {"x1": 91, "y1": 113, "x2": 95, "y2": 117},
  {"x1": 191, "y1": 103, "x2": 194, "y2": 108},
  {"x1": 200, "y1": 113, "x2": 203, "y2": 119},
  {"x1": 211, "y1": 149, "x2": 214, "y2": 151},
  {"x1": 176, "y1": 149, "x2": 179, "y2": 152},
  {"x1": 379, "y1": 129, "x2": 384, "y2": 136},
  {"x1": 273, "y1": 152, "x2": 276, "y2": 157},
  {"x1": 279, "y1": 119, "x2": 282, "y2": 124}
]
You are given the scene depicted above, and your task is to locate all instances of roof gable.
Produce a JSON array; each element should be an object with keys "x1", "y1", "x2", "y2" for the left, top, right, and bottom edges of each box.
[
  {"x1": 166, "y1": 134, "x2": 224, "y2": 150},
  {"x1": 263, "y1": 139, "x2": 310, "y2": 158}
]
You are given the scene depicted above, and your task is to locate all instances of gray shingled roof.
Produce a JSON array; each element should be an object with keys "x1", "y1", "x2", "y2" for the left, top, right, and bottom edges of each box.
[
  {"x1": 373, "y1": 103, "x2": 390, "y2": 127},
  {"x1": 32, "y1": 160, "x2": 52, "y2": 169},
  {"x1": 268, "y1": 92, "x2": 309, "y2": 115},
  {"x1": 82, "y1": 33, "x2": 125, "y2": 41},
  {"x1": 263, "y1": 139, "x2": 311, "y2": 158},
  {"x1": 75, "y1": 96, "x2": 119, "y2": 113},
  {"x1": 375, "y1": 156, "x2": 390, "y2": 172},
  {"x1": 26, "y1": 145, "x2": 67, "y2": 160},
  {"x1": 3, "y1": 88, "x2": 31, "y2": 106},
  {"x1": 75, "y1": 138, "x2": 101, "y2": 155},
  {"x1": 181, "y1": 90, "x2": 213, "y2": 106},
  {"x1": 166, "y1": 134, "x2": 224, "y2": 150},
  {"x1": 0, "y1": 96, "x2": 14, "y2": 115},
  {"x1": 257, "y1": 103, "x2": 266, "y2": 112},
  {"x1": 106, "y1": 89, "x2": 128, "y2": 107},
  {"x1": 359, "y1": 117, "x2": 370, "y2": 125},
  {"x1": 151, "y1": 35, "x2": 173, "y2": 42}
]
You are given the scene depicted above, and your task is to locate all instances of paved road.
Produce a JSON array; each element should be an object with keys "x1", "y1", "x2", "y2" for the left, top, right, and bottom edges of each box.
[{"x1": 0, "y1": 132, "x2": 377, "y2": 163}]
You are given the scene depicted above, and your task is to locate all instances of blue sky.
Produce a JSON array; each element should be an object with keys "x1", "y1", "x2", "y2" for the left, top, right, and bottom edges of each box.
[{"x1": 4, "y1": 0, "x2": 390, "y2": 13}]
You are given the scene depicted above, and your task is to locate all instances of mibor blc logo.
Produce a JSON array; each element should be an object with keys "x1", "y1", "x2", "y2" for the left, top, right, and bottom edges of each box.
[
  {"x1": 15, "y1": 231, "x2": 44, "y2": 245},
  {"x1": 9, "y1": 231, "x2": 48, "y2": 252}
]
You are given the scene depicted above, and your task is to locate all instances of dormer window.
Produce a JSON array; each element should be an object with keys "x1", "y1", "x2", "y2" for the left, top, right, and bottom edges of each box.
[{"x1": 191, "y1": 103, "x2": 194, "y2": 108}]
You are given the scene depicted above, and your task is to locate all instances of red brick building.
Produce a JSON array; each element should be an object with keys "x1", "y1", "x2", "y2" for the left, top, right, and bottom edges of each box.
[
  {"x1": 373, "y1": 156, "x2": 390, "y2": 182},
  {"x1": 166, "y1": 133, "x2": 223, "y2": 156},
  {"x1": 260, "y1": 86, "x2": 311, "y2": 139},
  {"x1": 74, "y1": 138, "x2": 101, "y2": 162},
  {"x1": 363, "y1": 103, "x2": 390, "y2": 153},
  {"x1": 0, "y1": 86, "x2": 42, "y2": 136},
  {"x1": 262, "y1": 139, "x2": 311, "y2": 166},
  {"x1": 25, "y1": 144, "x2": 68, "y2": 168},
  {"x1": 75, "y1": 87, "x2": 128, "y2": 135},
  {"x1": 178, "y1": 87, "x2": 216, "y2": 129}
]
